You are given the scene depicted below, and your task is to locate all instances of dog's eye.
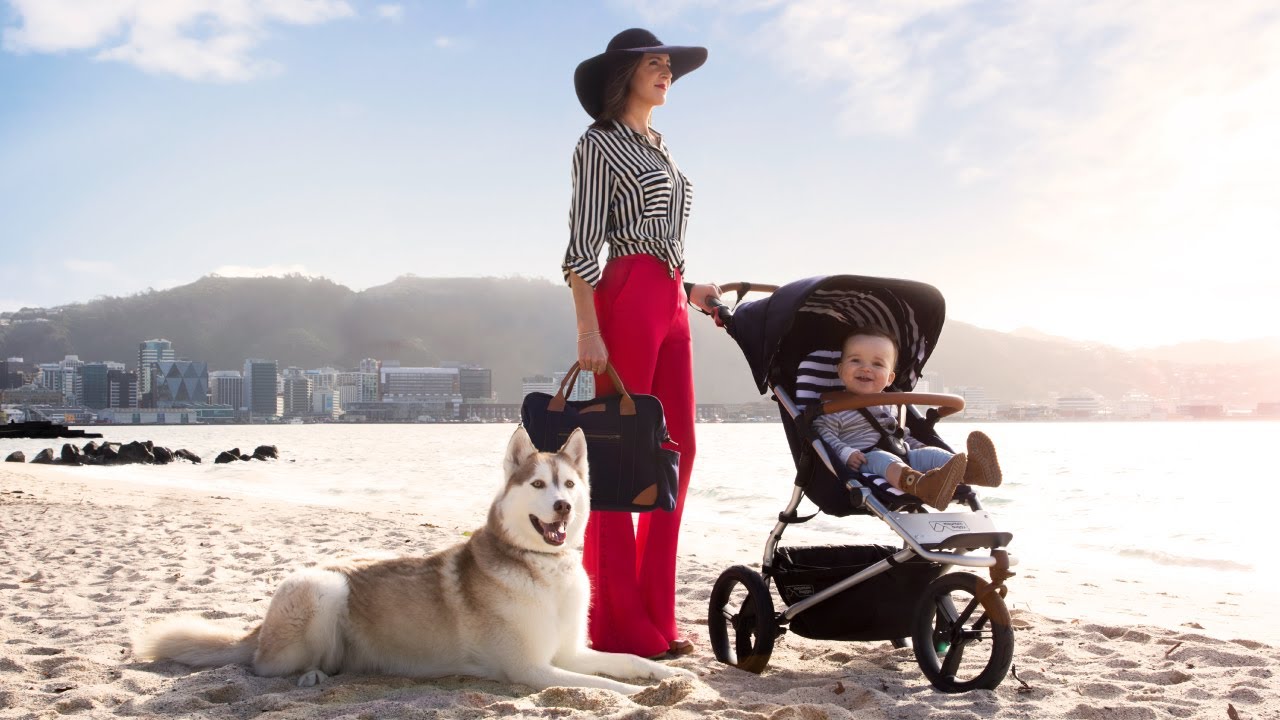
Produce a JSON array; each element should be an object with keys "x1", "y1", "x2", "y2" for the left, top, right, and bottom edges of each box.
[
  {"x1": 531, "y1": 479, "x2": 545, "y2": 488},
  {"x1": 565, "y1": 480, "x2": 575, "y2": 488}
]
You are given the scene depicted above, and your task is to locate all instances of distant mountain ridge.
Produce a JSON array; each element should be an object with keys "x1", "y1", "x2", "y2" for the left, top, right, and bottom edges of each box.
[{"x1": 1, "y1": 275, "x2": 1276, "y2": 408}]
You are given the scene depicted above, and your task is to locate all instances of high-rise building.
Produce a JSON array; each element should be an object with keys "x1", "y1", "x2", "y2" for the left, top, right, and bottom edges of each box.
[
  {"x1": 81, "y1": 363, "x2": 111, "y2": 409},
  {"x1": 336, "y1": 372, "x2": 378, "y2": 403},
  {"x1": 153, "y1": 361, "x2": 209, "y2": 407},
  {"x1": 282, "y1": 375, "x2": 312, "y2": 417},
  {"x1": 305, "y1": 367, "x2": 339, "y2": 391},
  {"x1": 209, "y1": 371, "x2": 243, "y2": 408},
  {"x1": 380, "y1": 367, "x2": 460, "y2": 397},
  {"x1": 58, "y1": 355, "x2": 83, "y2": 405},
  {"x1": 521, "y1": 375, "x2": 557, "y2": 399},
  {"x1": 243, "y1": 359, "x2": 279, "y2": 418},
  {"x1": 80, "y1": 360, "x2": 129, "y2": 409},
  {"x1": 137, "y1": 339, "x2": 175, "y2": 397},
  {"x1": 36, "y1": 363, "x2": 61, "y2": 392},
  {"x1": 0, "y1": 358, "x2": 23, "y2": 390},
  {"x1": 108, "y1": 369, "x2": 138, "y2": 409},
  {"x1": 458, "y1": 366, "x2": 494, "y2": 401},
  {"x1": 312, "y1": 387, "x2": 340, "y2": 419},
  {"x1": 359, "y1": 358, "x2": 381, "y2": 399},
  {"x1": 956, "y1": 386, "x2": 998, "y2": 419},
  {"x1": 547, "y1": 366, "x2": 591, "y2": 399}
]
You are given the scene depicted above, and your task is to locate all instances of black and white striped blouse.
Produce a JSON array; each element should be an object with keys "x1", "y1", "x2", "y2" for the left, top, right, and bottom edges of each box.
[{"x1": 562, "y1": 120, "x2": 693, "y2": 287}]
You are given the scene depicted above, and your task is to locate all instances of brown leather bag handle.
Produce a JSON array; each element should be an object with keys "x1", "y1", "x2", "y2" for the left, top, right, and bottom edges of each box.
[{"x1": 549, "y1": 362, "x2": 636, "y2": 416}]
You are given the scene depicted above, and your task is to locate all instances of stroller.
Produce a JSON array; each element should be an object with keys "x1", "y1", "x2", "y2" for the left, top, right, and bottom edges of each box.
[{"x1": 698, "y1": 275, "x2": 1017, "y2": 693}]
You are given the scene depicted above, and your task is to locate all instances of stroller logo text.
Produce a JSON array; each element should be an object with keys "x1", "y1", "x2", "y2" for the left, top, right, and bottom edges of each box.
[{"x1": 930, "y1": 520, "x2": 970, "y2": 533}]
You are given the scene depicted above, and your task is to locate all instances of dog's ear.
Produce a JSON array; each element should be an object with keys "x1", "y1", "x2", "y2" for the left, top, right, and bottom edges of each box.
[
  {"x1": 557, "y1": 427, "x2": 588, "y2": 478},
  {"x1": 505, "y1": 426, "x2": 539, "y2": 476}
]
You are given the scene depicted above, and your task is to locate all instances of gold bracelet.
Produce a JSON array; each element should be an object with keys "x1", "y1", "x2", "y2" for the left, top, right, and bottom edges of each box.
[{"x1": 577, "y1": 329, "x2": 601, "y2": 341}]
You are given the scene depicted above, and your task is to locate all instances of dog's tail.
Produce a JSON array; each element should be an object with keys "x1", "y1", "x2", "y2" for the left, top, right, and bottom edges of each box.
[{"x1": 134, "y1": 618, "x2": 260, "y2": 667}]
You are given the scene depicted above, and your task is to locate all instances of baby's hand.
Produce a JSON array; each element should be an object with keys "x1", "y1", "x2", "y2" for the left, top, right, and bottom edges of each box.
[{"x1": 845, "y1": 451, "x2": 865, "y2": 469}]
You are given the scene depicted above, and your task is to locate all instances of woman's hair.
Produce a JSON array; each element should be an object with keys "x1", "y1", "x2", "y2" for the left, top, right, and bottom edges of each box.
[
  {"x1": 590, "y1": 55, "x2": 644, "y2": 130},
  {"x1": 843, "y1": 325, "x2": 900, "y2": 366}
]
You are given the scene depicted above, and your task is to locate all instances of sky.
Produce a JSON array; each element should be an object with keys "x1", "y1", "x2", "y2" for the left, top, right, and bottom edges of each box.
[{"x1": 1, "y1": 0, "x2": 1277, "y2": 350}]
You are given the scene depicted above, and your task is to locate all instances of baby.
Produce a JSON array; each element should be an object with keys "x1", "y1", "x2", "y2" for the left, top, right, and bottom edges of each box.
[{"x1": 812, "y1": 326, "x2": 1002, "y2": 510}]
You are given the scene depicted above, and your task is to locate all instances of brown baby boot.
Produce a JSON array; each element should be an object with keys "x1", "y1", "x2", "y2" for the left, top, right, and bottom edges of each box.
[
  {"x1": 896, "y1": 453, "x2": 967, "y2": 511},
  {"x1": 963, "y1": 431, "x2": 1003, "y2": 487}
]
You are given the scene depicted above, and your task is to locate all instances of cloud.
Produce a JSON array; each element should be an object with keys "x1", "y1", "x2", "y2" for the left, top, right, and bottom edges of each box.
[
  {"x1": 63, "y1": 259, "x2": 117, "y2": 274},
  {"x1": 2, "y1": 0, "x2": 356, "y2": 81},
  {"x1": 434, "y1": 36, "x2": 454, "y2": 49},
  {"x1": 375, "y1": 4, "x2": 404, "y2": 22},
  {"x1": 210, "y1": 264, "x2": 315, "y2": 278}
]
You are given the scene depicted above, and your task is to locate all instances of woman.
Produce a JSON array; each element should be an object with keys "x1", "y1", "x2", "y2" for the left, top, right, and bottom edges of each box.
[{"x1": 562, "y1": 28, "x2": 721, "y2": 659}]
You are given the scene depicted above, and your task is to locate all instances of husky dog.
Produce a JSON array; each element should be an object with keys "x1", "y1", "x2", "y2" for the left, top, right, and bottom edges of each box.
[{"x1": 136, "y1": 427, "x2": 692, "y2": 695}]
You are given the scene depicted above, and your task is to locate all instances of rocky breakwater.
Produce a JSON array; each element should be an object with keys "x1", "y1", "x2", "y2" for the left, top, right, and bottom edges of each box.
[
  {"x1": 214, "y1": 445, "x2": 279, "y2": 463},
  {"x1": 4, "y1": 441, "x2": 279, "y2": 466}
]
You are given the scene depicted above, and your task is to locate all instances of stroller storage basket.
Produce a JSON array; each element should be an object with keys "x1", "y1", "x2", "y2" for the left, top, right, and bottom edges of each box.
[{"x1": 772, "y1": 544, "x2": 945, "y2": 642}]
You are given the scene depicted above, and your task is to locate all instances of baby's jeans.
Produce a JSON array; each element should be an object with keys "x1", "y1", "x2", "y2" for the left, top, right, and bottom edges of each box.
[{"x1": 860, "y1": 447, "x2": 954, "y2": 477}]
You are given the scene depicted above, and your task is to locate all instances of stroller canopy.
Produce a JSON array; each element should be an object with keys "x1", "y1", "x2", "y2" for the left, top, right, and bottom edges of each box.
[{"x1": 726, "y1": 275, "x2": 946, "y2": 397}]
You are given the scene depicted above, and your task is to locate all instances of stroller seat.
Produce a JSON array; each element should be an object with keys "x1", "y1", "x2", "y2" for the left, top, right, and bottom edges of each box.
[{"x1": 793, "y1": 349, "x2": 966, "y2": 513}]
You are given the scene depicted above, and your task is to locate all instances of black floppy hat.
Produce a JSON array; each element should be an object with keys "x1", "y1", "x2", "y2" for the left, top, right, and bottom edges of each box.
[{"x1": 574, "y1": 28, "x2": 708, "y2": 119}]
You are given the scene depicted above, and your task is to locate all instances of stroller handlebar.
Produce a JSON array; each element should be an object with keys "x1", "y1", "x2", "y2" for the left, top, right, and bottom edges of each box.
[
  {"x1": 819, "y1": 391, "x2": 966, "y2": 418},
  {"x1": 720, "y1": 281, "x2": 780, "y2": 295},
  {"x1": 685, "y1": 281, "x2": 780, "y2": 327}
]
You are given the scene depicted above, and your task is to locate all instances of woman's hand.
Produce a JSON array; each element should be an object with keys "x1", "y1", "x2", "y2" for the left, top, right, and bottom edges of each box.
[
  {"x1": 688, "y1": 283, "x2": 723, "y2": 314},
  {"x1": 568, "y1": 273, "x2": 607, "y2": 374},
  {"x1": 577, "y1": 332, "x2": 609, "y2": 374}
]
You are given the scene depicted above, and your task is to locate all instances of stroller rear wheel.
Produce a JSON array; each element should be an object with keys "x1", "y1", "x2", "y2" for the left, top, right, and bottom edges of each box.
[
  {"x1": 708, "y1": 565, "x2": 777, "y2": 674},
  {"x1": 912, "y1": 572, "x2": 1014, "y2": 693}
]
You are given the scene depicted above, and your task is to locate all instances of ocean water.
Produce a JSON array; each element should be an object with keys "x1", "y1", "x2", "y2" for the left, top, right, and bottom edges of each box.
[{"x1": 4, "y1": 420, "x2": 1277, "y2": 645}]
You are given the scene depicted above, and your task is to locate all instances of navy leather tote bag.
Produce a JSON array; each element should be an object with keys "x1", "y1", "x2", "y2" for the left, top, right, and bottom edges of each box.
[{"x1": 521, "y1": 362, "x2": 679, "y2": 512}]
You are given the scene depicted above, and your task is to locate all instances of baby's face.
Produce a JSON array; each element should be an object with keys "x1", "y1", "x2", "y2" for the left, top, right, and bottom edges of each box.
[{"x1": 837, "y1": 335, "x2": 897, "y2": 395}]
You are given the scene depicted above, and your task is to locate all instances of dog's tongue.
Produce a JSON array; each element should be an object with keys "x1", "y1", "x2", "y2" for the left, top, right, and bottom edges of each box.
[{"x1": 541, "y1": 520, "x2": 567, "y2": 546}]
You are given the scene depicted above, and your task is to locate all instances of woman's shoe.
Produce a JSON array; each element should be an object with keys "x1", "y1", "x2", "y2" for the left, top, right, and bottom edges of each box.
[
  {"x1": 647, "y1": 641, "x2": 693, "y2": 662},
  {"x1": 667, "y1": 638, "x2": 694, "y2": 656},
  {"x1": 963, "y1": 432, "x2": 1003, "y2": 487}
]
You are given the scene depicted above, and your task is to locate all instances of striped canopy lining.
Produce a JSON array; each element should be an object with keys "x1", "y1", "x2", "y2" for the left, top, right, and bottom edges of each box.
[
  {"x1": 794, "y1": 287, "x2": 927, "y2": 500},
  {"x1": 795, "y1": 287, "x2": 928, "y2": 390}
]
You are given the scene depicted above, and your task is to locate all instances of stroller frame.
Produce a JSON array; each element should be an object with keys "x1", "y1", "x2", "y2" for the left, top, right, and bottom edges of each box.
[{"x1": 699, "y1": 276, "x2": 1018, "y2": 693}]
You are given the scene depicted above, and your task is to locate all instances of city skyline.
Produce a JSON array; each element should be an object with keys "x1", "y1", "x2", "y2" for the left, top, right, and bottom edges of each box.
[
  {"x1": 3, "y1": 331, "x2": 1270, "y2": 420},
  {"x1": 1, "y1": 2, "x2": 1278, "y2": 350}
]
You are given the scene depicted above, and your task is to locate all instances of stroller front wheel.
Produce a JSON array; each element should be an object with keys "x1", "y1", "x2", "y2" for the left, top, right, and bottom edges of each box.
[
  {"x1": 708, "y1": 565, "x2": 777, "y2": 674},
  {"x1": 912, "y1": 572, "x2": 1014, "y2": 693}
]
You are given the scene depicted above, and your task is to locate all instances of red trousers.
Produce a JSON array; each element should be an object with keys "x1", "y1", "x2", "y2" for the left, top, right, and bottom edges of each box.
[{"x1": 583, "y1": 254, "x2": 697, "y2": 657}]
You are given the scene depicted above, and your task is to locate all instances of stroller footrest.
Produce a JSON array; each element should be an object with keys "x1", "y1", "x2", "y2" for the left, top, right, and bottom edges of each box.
[
  {"x1": 922, "y1": 531, "x2": 1014, "y2": 551},
  {"x1": 891, "y1": 511, "x2": 1010, "y2": 549}
]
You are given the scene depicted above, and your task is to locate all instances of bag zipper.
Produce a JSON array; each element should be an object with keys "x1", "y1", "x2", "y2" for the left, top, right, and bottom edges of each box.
[{"x1": 558, "y1": 431, "x2": 622, "y2": 441}]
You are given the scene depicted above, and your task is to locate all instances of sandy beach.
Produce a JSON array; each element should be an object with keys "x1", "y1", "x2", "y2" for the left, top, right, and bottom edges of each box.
[{"x1": 2, "y1": 463, "x2": 1277, "y2": 720}]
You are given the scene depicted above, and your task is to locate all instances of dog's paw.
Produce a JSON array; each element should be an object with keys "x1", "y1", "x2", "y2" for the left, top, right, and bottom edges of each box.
[
  {"x1": 666, "y1": 665, "x2": 697, "y2": 679},
  {"x1": 644, "y1": 661, "x2": 696, "y2": 680},
  {"x1": 297, "y1": 669, "x2": 328, "y2": 687}
]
